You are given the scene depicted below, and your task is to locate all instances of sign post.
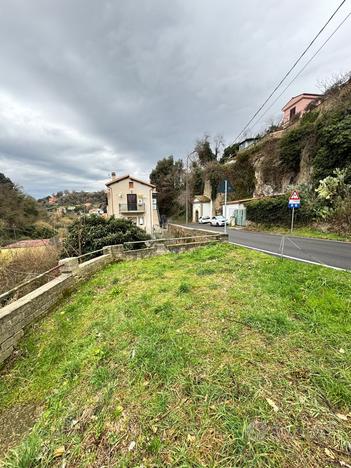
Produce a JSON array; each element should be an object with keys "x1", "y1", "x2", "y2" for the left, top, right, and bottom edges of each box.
[
  {"x1": 217, "y1": 180, "x2": 234, "y2": 234},
  {"x1": 224, "y1": 180, "x2": 228, "y2": 234},
  {"x1": 288, "y1": 190, "x2": 301, "y2": 233}
]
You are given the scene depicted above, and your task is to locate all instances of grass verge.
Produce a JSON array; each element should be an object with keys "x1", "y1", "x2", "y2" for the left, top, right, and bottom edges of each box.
[
  {"x1": 245, "y1": 224, "x2": 350, "y2": 242},
  {"x1": 0, "y1": 244, "x2": 350, "y2": 466}
]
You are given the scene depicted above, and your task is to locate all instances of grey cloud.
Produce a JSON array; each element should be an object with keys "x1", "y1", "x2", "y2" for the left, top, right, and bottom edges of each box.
[{"x1": 0, "y1": 0, "x2": 350, "y2": 196}]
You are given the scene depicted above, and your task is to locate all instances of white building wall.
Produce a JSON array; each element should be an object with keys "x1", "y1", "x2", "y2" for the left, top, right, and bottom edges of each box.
[
  {"x1": 106, "y1": 178, "x2": 159, "y2": 234},
  {"x1": 222, "y1": 203, "x2": 245, "y2": 218},
  {"x1": 192, "y1": 202, "x2": 211, "y2": 222}
]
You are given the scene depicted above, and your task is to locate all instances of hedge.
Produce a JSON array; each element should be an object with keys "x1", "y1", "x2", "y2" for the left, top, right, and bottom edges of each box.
[{"x1": 246, "y1": 195, "x2": 314, "y2": 226}]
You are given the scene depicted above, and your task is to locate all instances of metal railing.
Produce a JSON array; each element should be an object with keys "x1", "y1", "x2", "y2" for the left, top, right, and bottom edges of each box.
[
  {"x1": 119, "y1": 203, "x2": 145, "y2": 212},
  {"x1": 76, "y1": 248, "x2": 104, "y2": 263},
  {"x1": 123, "y1": 234, "x2": 221, "y2": 251}
]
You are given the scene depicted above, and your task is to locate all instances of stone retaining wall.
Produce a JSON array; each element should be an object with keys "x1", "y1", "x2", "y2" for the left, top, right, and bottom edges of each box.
[
  {"x1": 167, "y1": 223, "x2": 228, "y2": 241},
  {"x1": 0, "y1": 274, "x2": 75, "y2": 363},
  {"x1": 0, "y1": 233, "x2": 226, "y2": 366}
]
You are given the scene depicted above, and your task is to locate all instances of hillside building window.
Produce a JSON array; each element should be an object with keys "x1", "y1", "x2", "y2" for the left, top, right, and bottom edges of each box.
[
  {"x1": 129, "y1": 181, "x2": 134, "y2": 188},
  {"x1": 289, "y1": 107, "x2": 296, "y2": 120}
]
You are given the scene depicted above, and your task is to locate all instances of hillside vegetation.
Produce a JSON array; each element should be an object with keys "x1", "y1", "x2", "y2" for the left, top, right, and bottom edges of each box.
[
  {"x1": 150, "y1": 77, "x2": 351, "y2": 233},
  {"x1": 38, "y1": 190, "x2": 106, "y2": 209},
  {"x1": 1, "y1": 244, "x2": 350, "y2": 466},
  {"x1": 248, "y1": 78, "x2": 351, "y2": 196},
  {"x1": 0, "y1": 174, "x2": 55, "y2": 245}
]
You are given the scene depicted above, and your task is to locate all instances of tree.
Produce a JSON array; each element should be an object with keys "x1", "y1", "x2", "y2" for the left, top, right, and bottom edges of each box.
[
  {"x1": 189, "y1": 162, "x2": 204, "y2": 196},
  {"x1": 213, "y1": 135, "x2": 225, "y2": 160},
  {"x1": 150, "y1": 156, "x2": 184, "y2": 217},
  {"x1": 204, "y1": 162, "x2": 226, "y2": 200},
  {"x1": 194, "y1": 136, "x2": 216, "y2": 166},
  {"x1": 0, "y1": 172, "x2": 45, "y2": 241},
  {"x1": 63, "y1": 216, "x2": 150, "y2": 256}
]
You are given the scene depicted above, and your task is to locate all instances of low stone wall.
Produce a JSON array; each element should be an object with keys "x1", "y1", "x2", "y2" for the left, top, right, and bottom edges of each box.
[
  {"x1": 0, "y1": 236, "x2": 226, "y2": 366},
  {"x1": 167, "y1": 223, "x2": 228, "y2": 242},
  {"x1": 0, "y1": 274, "x2": 75, "y2": 363}
]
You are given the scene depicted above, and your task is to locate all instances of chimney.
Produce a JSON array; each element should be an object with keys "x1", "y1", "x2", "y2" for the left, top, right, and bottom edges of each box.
[{"x1": 111, "y1": 171, "x2": 117, "y2": 181}]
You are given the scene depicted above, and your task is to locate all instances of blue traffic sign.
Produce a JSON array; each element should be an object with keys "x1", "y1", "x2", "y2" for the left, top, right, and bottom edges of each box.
[{"x1": 288, "y1": 201, "x2": 300, "y2": 209}]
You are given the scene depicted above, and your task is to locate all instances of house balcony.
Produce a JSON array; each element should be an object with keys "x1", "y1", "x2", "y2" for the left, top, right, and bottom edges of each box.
[{"x1": 119, "y1": 203, "x2": 145, "y2": 213}]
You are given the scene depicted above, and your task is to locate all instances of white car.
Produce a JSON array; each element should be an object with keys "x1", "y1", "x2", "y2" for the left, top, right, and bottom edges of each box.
[
  {"x1": 199, "y1": 216, "x2": 211, "y2": 224},
  {"x1": 210, "y1": 216, "x2": 228, "y2": 226}
]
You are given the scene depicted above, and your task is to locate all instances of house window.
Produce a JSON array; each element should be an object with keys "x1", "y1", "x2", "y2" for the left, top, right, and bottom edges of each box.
[
  {"x1": 289, "y1": 107, "x2": 296, "y2": 120},
  {"x1": 139, "y1": 216, "x2": 144, "y2": 225},
  {"x1": 152, "y1": 193, "x2": 157, "y2": 209},
  {"x1": 129, "y1": 181, "x2": 134, "y2": 188}
]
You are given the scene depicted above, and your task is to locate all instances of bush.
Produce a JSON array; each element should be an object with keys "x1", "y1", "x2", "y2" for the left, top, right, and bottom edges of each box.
[
  {"x1": 62, "y1": 216, "x2": 150, "y2": 257},
  {"x1": 278, "y1": 110, "x2": 318, "y2": 174},
  {"x1": 313, "y1": 112, "x2": 351, "y2": 182},
  {"x1": 332, "y1": 198, "x2": 351, "y2": 234},
  {"x1": 33, "y1": 221, "x2": 57, "y2": 239},
  {"x1": 246, "y1": 195, "x2": 315, "y2": 226}
]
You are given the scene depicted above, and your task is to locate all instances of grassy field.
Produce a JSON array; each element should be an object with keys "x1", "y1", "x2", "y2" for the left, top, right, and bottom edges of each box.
[
  {"x1": 0, "y1": 244, "x2": 350, "y2": 467},
  {"x1": 245, "y1": 224, "x2": 351, "y2": 242}
]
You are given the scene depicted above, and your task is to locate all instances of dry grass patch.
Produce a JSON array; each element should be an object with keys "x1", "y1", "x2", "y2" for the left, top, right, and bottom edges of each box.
[{"x1": 0, "y1": 245, "x2": 59, "y2": 297}]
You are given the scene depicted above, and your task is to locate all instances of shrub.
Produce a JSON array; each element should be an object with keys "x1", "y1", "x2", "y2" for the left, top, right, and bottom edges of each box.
[
  {"x1": 33, "y1": 221, "x2": 57, "y2": 239},
  {"x1": 313, "y1": 112, "x2": 351, "y2": 182},
  {"x1": 62, "y1": 216, "x2": 150, "y2": 257},
  {"x1": 246, "y1": 195, "x2": 315, "y2": 226},
  {"x1": 332, "y1": 198, "x2": 351, "y2": 234}
]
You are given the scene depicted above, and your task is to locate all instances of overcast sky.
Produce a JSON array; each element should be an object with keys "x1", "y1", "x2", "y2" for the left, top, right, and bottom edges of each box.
[{"x1": 0, "y1": 0, "x2": 350, "y2": 197}]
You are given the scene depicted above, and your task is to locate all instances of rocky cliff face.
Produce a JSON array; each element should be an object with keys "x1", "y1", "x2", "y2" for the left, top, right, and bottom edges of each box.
[{"x1": 251, "y1": 135, "x2": 314, "y2": 197}]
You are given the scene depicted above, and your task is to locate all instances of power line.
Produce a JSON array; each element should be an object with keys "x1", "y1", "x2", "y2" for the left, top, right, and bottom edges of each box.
[
  {"x1": 233, "y1": 0, "x2": 347, "y2": 142},
  {"x1": 250, "y1": 10, "x2": 351, "y2": 130}
]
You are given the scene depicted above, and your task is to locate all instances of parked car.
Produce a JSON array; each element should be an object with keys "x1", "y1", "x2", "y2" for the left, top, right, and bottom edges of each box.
[
  {"x1": 199, "y1": 216, "x2": 211, "y2": 224},
  {"x1": 210, "y1": 216, "x2": 228, "y2": 226}
]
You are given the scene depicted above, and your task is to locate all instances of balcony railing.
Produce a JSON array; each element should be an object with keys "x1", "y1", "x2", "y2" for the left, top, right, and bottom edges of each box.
[{"x1": 119, "y1": 203, "x2": 145, "y2": 212}]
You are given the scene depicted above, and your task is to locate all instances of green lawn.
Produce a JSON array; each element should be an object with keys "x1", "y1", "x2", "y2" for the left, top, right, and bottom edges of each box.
[
  {"x1": 1, "y1": 244, "x2": 350, "y2": 467},
  {"x1": 245, "y1": 224, "x2": 351, "y2": 242}
]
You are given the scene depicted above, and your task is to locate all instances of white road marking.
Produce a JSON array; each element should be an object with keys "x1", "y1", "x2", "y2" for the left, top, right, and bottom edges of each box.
[{"x1": 228, "y1": 241, "x2": 348, "y2": 272}]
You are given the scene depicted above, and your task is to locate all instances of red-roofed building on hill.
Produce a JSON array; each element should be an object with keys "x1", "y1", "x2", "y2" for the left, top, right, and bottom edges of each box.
[{"x1": 282, "y1": 93, "x2": 322, "y2": 125}]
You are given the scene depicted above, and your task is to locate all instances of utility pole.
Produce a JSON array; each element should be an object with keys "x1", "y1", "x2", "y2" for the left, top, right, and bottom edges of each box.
[
  {"x1": 224, "y1": 180, "x2": 228, "y2": 235},
  {"x1": 185, "y1": 151, "x2": 196, "y2": 225}
]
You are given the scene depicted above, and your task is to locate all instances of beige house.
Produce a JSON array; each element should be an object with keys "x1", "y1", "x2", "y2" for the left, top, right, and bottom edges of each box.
[{"x1": 106, "y1": 173, "x2": 159, "y2": 234}]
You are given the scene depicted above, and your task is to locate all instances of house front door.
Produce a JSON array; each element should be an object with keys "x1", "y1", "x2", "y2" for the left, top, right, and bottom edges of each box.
[{"x1": 127, "y1": 193, "x2": 137, "y2": 211}]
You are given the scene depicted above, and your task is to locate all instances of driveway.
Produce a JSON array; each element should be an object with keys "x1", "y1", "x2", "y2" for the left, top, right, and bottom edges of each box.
[{"x1": 185, "y1": 224, "x2": 351, "y2": 271}]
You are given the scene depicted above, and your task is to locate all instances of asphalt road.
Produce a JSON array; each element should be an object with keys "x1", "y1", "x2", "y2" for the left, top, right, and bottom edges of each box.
[{"x1": 185, "y1": 223, "x2": 351, "y2": 271}]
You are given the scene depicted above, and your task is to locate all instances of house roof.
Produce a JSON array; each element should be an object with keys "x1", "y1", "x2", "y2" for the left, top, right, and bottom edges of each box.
[
  {"x1": 4, "y1": 239, "x2": 51, "y2": 249},
  {"x1": 106, "y1": 174, "x2": 155, "y2": 188},
  {"x1": 193, "y1": 195, "x2": 211, "y2": 203},
  {"x1": 282, "y1": 93, "x2": 322, "y2": 111},
  {"x1": 238, "y1": 137, "x2": 260, "y2": 146}
]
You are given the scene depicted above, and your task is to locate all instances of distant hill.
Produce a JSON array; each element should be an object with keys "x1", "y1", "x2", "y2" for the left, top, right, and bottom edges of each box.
[{"x1": 38, "y1": 190, "x2": 106, "y2": 208}]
